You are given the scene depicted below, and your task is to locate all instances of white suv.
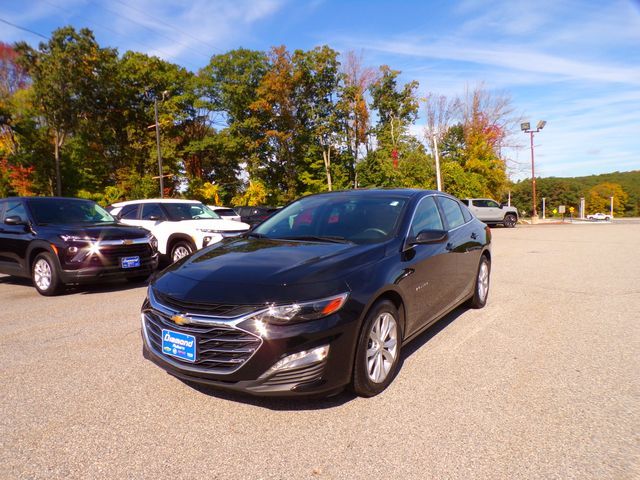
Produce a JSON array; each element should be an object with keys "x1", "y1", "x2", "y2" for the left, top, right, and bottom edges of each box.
[{"x1": 108, "y1": 199, "x2": 250, "y2": 262}]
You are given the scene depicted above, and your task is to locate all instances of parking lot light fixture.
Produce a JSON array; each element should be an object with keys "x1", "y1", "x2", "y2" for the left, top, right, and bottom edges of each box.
[{"x1": 521, "y1": 120, "x2": 546, "y2": 220}]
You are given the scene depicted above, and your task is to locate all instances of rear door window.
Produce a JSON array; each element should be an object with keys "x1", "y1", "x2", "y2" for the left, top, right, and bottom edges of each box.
[
  {"x1": 438, "y1": 197, "x2": 466, "y2": 230},
  {"x1": 410, "y1": 196, "x2": 444, "y2": 237},
  {"x1": 141, "y1": 203, "x2": 166, "y2": 220},
  {"x1": 119, "y1": 204, "x2": 139, "y2": 220}
]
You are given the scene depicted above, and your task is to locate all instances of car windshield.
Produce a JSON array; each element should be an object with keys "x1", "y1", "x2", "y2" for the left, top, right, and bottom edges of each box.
[
  {"x1": 162, "y1": 203, "x2": 220, "y2": 221},
  {"x1": 252, "y1": 194, "x2": 407, "y2": 244},
  {"x1": 27, "y1": 198, "x2": 116, "y2": 225}
]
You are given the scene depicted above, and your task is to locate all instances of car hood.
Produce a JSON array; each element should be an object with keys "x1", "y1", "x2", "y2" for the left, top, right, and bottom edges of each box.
[
  {"x1": 43, "y1": 223, "x2": 150, "y2": 240},
  {"x1": 177, "y1": 219, "x2": 250, "y2": 231},
  {"x1": 152, "y1": 237, "x2": 386, "y2": 304}
]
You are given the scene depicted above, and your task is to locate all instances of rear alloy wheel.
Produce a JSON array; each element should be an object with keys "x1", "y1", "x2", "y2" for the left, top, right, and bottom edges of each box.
[
  {"x1": 171, "y1": 241, "x2": 194, "y2": 263},
  {"x1": 469, "y1": 255, "x2": 491, "y2": 309},
  {"x1": 352, "y1": 300, "x2": 402, "y2": 397},
  {"x1": 32, "y1": 252, "x2": 63, "y2": 296},
  {"x1": 503, "y1": 213, "x2": 517, "y2": 228}
]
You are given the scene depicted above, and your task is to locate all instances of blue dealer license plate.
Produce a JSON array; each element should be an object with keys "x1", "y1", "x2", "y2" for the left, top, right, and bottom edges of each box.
[
  {"x1": 120, "y1": 256, "x2": 141, "y2": 268},
  {"x1": 161, "y1": 329, "x2": 196, "y2": 362}
]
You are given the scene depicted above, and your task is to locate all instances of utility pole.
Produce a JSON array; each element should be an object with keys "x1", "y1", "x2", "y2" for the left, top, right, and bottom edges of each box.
[
  {"x1": 433, "y1": 134, "x2": 442, "y2": 191},
  {"x1": 610, "y1": 196, "x2": 614, "y2": 218},
  {"x1": 154, "y1": 97, "x2": 163, "y2": 198},
  {"x1": 152, "y1": 90, "x2": 169, "y2": 198},
  {"x1": 542, "y1": 197, "x2": 546, "y2": 219}
]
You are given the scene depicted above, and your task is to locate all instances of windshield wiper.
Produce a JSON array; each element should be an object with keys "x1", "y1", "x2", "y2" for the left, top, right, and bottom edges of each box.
[
  {"x1": 280, "y1": 235, "x2": 352, "y2": 244},
  {"x1": 247, "y1": 232, "x2": 267, "y2": 238}
]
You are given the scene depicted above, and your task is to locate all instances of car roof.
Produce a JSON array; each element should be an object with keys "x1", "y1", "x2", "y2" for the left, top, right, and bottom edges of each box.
[
  {"x1": 3, "y1": 196, "x2": 97, "y2": 202},
  {"x1": 111, "y1": 199, "x2": 202, "y2": 207}
]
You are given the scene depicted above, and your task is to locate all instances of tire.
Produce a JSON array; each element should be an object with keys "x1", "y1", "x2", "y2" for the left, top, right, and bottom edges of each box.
[
  {"x1": 468, "y1": 255, "x2": 491, "y2": 309},
  {"x1": 351, "y1": 300, "x2": 402, "y2": 397},
  {"x1": 503, "y1": 213, "x2": 517, "y2": 228},
  {"x1": 170, "y1": 241, "x2": 194, "y2": 263},
  {"x1": 31, "y1": 252, "x2": 63, "y2": 296}
]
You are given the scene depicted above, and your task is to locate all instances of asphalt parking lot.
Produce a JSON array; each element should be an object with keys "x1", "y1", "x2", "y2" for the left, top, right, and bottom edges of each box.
[{"x1": 1, "y1": 223, "x2": 639, "y2": 479}]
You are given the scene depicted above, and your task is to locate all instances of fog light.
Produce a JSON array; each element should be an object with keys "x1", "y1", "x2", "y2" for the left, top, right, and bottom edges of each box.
[
  {"x1": 67, "y1": 246, "x2": 78, "y2": 254},
  {"x1": 260, "y1": 345, "x2": 330, "y2": 378},
  {"x1": 203, "y1": 236, "x2": 212, "y2": 247}
]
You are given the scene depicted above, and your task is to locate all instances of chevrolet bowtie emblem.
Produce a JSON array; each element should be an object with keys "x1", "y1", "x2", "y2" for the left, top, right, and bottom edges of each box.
[
  {"x1": 171, "y1": 314, "x2": 190, "y2": 325},
  {"x1": 122, "y1": 239, "x2": 133, "y2": 245}
]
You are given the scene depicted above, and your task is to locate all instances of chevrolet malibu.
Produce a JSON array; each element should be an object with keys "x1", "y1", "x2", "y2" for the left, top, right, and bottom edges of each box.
[{"x1": 141, "y1": 189, "x2": 491, "y2": 397}]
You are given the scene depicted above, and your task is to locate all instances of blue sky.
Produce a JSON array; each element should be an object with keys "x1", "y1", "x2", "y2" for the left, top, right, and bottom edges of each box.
[{"x1": 2, "y1": 0, "x2": 640, "y2": 179}]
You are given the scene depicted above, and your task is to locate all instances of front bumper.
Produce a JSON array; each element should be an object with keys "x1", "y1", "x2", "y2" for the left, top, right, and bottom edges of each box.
[
  {"x1": 60, "y1": 253, "x2": 159, "y2": 283},
  {"x1": 140, "y1": 290, "x2": 360, "y2": 397}
]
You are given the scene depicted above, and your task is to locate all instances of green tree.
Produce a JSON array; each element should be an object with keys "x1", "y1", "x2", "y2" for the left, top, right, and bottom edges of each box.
[{"x1": 16, "y1": 27, "x2": 120, "y2": 195}]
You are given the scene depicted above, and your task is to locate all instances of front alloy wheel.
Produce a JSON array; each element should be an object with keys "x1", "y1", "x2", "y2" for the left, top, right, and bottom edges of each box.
[
  {"x1": 352, "y1": 300, "x2": 402, "y2": 397},
  {"x1": 171, "y1": 241, "x2": 194, "y2": 262},
  {"x1": 32, "y1": 252, "x2": 63, "y2": 296}
]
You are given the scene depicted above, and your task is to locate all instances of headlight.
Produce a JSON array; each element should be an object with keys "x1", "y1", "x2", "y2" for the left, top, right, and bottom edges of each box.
[
  {"x1": 59, "y1": 234, "x2": 98, "y2": 242},
  {"x1": 254, "y1": 293, "x2": 349, "y2": 325},
  {"x1": 147, "y1": 233, "x2": 158, "y2": 250}
]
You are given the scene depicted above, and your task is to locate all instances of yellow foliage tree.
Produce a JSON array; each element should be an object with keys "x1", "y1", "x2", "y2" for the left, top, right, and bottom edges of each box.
[
  {"x1": 231, "y1": 180, "x2": 268, "y2": 206},
  {"x1": 587, "y1": 182, "x2": 628, "y2": 216},
  {"x1": 198, "y1": 182, "x2": 221, "y2": 205}
]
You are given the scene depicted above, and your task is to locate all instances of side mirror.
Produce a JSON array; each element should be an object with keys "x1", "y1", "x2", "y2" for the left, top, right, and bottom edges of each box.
[
  {"x1": 411, "y1": 229, "x2": 448, "y2": 245},
  {"x1": 4, "y1": 215, "x2": 26, "y2": 226},
  {"x1": 147, "y1": 215, "x2": 160, "y2": 221}
]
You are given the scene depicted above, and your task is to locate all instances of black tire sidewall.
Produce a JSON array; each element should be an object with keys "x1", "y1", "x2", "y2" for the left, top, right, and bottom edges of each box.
[
  {"x1": 171, "y1": 241, "x2": 194, "y2": 262},
  {"x1": 32, "y1": 252, "x2": 62, "y2": 296},
  {"x1": 352, "y1": 300, "x2": 402, "y2": 397},
  {"x1": 470, "y1": 256, "x2": 491, "y2": 309},
  {"x1": 504, "y1": 214, "x2": 516, "y2": 228}
]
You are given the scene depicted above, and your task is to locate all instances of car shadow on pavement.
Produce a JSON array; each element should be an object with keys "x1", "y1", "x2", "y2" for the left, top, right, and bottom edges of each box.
[
  {"x1": 184, "y1": 381, "x2": 357, "y2": 411},
  {"x1": 0, "y1": 274, "x2": 148, "y2": 295},
  {"x1": 73, "y1": 279, "x2": 149, "y2": 295},
  {"x1": 398, "y1": 306, "x2": 468, "y2": 362},
  {"x1": 182, "y1": 306, "x2": 469, "y2": 411}
]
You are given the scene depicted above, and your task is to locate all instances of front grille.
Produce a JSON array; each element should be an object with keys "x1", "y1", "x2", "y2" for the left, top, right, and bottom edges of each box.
[
  {"x1": 154, "y1": 290, "x2": 260, "y2": 318},
  {"x1": 143, "y1": 310, "x2": 262, "y2": 373},
  {"x1": 100, "y1": 244, "x2": 152, "y2": 260},
  {"x1": 261, "y1": 362, "x2": 326, "y2": 387}
]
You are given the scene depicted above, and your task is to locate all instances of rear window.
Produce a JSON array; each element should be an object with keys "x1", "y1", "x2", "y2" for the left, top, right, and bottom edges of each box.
[{"x1": 214, "y1": 208, "x2": 238, "y2": 216}]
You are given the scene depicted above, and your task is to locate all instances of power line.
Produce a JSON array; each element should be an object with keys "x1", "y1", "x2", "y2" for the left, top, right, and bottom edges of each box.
[
  {"x1": 87, "y1": 0, "x2": 214, "y2": 62},
  {"x1": 0, "y1": 17, "x2": 49, "y2": 40},
  {"x1": 39, "y1": 0, "x2": 203, "y2": 72},
  {"x1": 111, "y1": 0, "x2": 222, "y2": 54}
]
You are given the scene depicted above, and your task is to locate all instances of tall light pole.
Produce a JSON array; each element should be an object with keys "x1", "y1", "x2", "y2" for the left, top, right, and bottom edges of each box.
[
  {"x1": 433, "y1": 134, "x2": 442, "y2": 191},
  {"x1": 521, "y1": 120, "x2": 546, "y2": 220},
  {"x1": 153, "y1": 90, "x2": 169, "y2": 198}
]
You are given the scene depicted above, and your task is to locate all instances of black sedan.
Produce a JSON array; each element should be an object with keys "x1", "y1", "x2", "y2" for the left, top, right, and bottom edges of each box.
[{"x1": 142, "y1": 189, "x2": 491, "y2": 397}]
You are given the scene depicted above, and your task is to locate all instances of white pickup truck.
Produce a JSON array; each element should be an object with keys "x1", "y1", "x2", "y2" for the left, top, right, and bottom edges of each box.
[
  {"x1": 108, "y1": 199, "x2": 250, "y2": 262},
  {"x1": 462, "y1": 198, "x2": 518, "y2": 228}
]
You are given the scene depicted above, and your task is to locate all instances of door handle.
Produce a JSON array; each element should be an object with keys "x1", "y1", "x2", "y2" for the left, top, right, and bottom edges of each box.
[{"x1": 470, "y1": 232, "x2": 478, "y2": 240}]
